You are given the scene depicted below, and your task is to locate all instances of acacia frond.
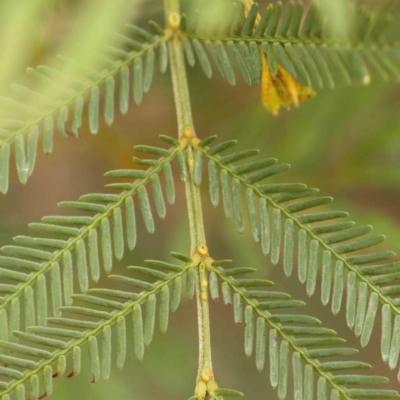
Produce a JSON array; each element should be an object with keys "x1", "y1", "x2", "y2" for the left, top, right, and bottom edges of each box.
[
  {"x1": 0, "y1": 22, "x2": 169, "y2": 195},
  {"x1": 0, "y1": 137, "x2": 182, "y2": 341},
  {"x1": 197, "y1": 136, "x2": 400, "y2": 378},
  {"x1": 181, "y1": 1, "x2": 400, "y2": 89},
  {"x1": 211, "y1": 260, "x2": 399, "y2": 400},
  {"x1": 0, "y1": 254, "x2": 192, "y2": 399}
]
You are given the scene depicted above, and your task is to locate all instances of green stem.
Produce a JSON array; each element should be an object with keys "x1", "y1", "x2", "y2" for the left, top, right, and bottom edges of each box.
[
  {"x1": 168, "y1": 31, "x2": 194, "y2": 137},
  {"x1": 165, "y1": 1, "x2": 214, "y2": 393}
]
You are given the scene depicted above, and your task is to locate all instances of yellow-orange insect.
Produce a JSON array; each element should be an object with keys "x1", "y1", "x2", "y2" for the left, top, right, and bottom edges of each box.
[{"x1": 244, "y1": 0, "x2": 316, "y2": 115}]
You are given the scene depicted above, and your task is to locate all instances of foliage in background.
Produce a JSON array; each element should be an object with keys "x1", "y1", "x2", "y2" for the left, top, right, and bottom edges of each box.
[{"x1": 0, "y1": 0, "x2": 400, "y2": 399}]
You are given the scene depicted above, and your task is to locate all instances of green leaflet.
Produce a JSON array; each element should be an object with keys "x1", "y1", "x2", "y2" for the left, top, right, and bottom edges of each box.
[
  {"x1": 382, "y1": 304, "x2": 392, "y2": 363},
  {"x1": 36, "y1": 275, "x2": 47, "y2": 327},
  {"x1": 269, "y1": 328, "x2": 279, "y2": 386},
  {"x1": 89, "y1": 86, "x2": 100, "y2": 135},
  {"x1": 113, "y1": 208, "x2": 124, "y2": 261},
  {"x1": 232, "y1": 178, "x2": 244, "y2": 233},
  {"x1": 233, "y1": 293, "x2": 243, "y2": 324},
  {"x1": 354, "y1": 282, "x2": 368, "y2": 337},
  {"x1": 260, "y1": 198, "x2": 270, "y2": 255},
  {"x1": 177, "y1": 151, "x2": 187, "y2": 180},
  {"x1": 159, "y1": 285, "x2": 170, "y2": 334},
  {"x1": 244, "y1": 306, "x2": 254, "y2": 358},
  {"x1": 14, "y1": 135, "x2": 27, "y2": 184},
  {"x1": 43, "y1": 365, "x2": 53, "y2": 396},
  {"x1": 163, "y1": 162, "x2": 175, "y2": 205},
  {"x1": 278, "y1": 340, "x2": 289, "y2": 400},
  {"x1": 183, "y1": 38, "x2": 195, "y2": 67},
  {"x1": 194, "y1": 151, "x2": 203, "y2": 186},
  {"x1": 88, "y1": 229, "x2": 100, "y2": 283},
  {"x1": 16, "y1": 385, "x2": 25, "y2": 400},
  {"x1": 242, "y1": 3, "x2": 258, "y2": 36},
  {"x1": 119, "y1": 66, "x2": 130, "y2": 115},
  {"x1": 133, "y1": 57, "x2": 143, "y2": 105},
  {"x1": 246, "y1": 188, "x2": 259, "y2": 243},
  {"x1": 285, "y1": 43, "x2": 311, "y2": 85},
  {"x1": 30, "y1": 374, "x2": 39, "y2": 400},
  {"x1": 76, "y1": 240, "x2": 89, "y2": 293},
  {"x1": 346, "y1": 272, "x2": 357, "y2": 330},
  {"x1": 209, "y1": 271, "x2": 219, "y2": 301},
  {"x1": 248, "y1": 315, "x2": 264, "y2": 372},
  {"x1": 73, "y1": 346, "x2": 81, "y2": 376},
  {"x1": 63, "y1": 251, "x2": 74, "y2": 307},
  {"x1": 116, "y1": 316, "x2": 127, "y2": 370},
  {"x1": 205, "y1": 41, "x2": 227, "y2": 82},
  {"x1": 24, "y1": 287, "x2": 34, "y2": 330},
  {"x1": 331, "y1": 261, "x2": 344, "y2": 315},
  {"x1": 159, "y1": 41, "x2": 169, "y2": 73},
  {"x1": 238, "y1": 42, "x2": 259, "y2": 84},
  {"x1": 26, "y1": 125, "x2": 39, "y2": 178},
  {"x1": 221, "y1": 170, "x2": 233, "y2": 218},
  {"x1": 222, "y1": 282, "x2": 232, "y2": 306},
  {"x1": 144, "y1": 49, "x2": 155, "y2": 92},
  {"x1": 271, "y1": 209, "x2": 281, "y2": 265},
  {"x1": 101, "y1": 326, "x2": 112, "y2": 381},
  {"x1": 192, "y1": 40, "x2": 212, "y2": 78},
  {"x1": 57, "y1": 106, "x2": 68, "y2": 137},
  {"x1": 298, "y1": 229, "x2": 308, "y2": 284},
  {"x1": 8, "y1": 298, "x2": 21, "y2": 342},
  {"x1": 208, "y1": 160, "x2": 220, "y2": 207},
  {"x1": 50, "y1": 263, "x2": 62, "y2": 318},
  {"x1": 389, "y1": 316, "x2": 400, "y2": 370},
  {"x1": 100, "y1": 218, "x2": 113, "y2": 274},
  {"x1": 306, "y1": 240, "x2": 319, "y2": 296},
  {"x1": 292, "y1": 352, "x2": 303, "y2": 400},
  {"x1": 89, "y1": 336, "x2": 101, "y2": 383},
  {"x1": 104, "y1": 77, "x2": 115, "y2": 126},
  {"x1": 43, "y1": 116, "x2": 54, "y2": 153},
  {"x1": 321, "y1": 251, "x2": 332, "y2": 306},
  {"x1": 125, "y1": 197, "x2": 137, "y2": 251},
  {"x1": 317, "y1": 377, "x2": 327, "y2": 400},
  {"x1": 57, "y1": 355, "x2": 67, "y2": 377},
  {"x1": 144, "y1": 294, "x2": 156, "y2": 346},
  {"x1": 151, "y1": 175, "x2": 167, "y2": 219},
  {"x1": 283, "y1": 219, "x2": 294, "y2": 277},
  {"x1": 138, "y1": 186, "x2": 155, "y2": 234},
  {"x1": 304, "y1": 365, "x2": 314, "y2": 400},
  {"x1": 215, "y1": 41, "x2": 236, "y2": 86},
  {"x1": 228, "y1": 41, "x2": 251, "y2": 85},
  {"x1": 171, "y1": 277, "x2": 182, "y2": 312}
]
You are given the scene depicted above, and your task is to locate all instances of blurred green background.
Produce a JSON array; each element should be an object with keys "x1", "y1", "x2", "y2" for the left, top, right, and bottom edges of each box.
[{"x1": 1, "y1": 0, "x2": 400, "y2": 398}]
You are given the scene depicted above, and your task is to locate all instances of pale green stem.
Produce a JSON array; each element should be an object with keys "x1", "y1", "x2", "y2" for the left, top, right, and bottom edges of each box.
[{"x1": 164, "y1": 0, "x2": 214, "y2": 391}]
